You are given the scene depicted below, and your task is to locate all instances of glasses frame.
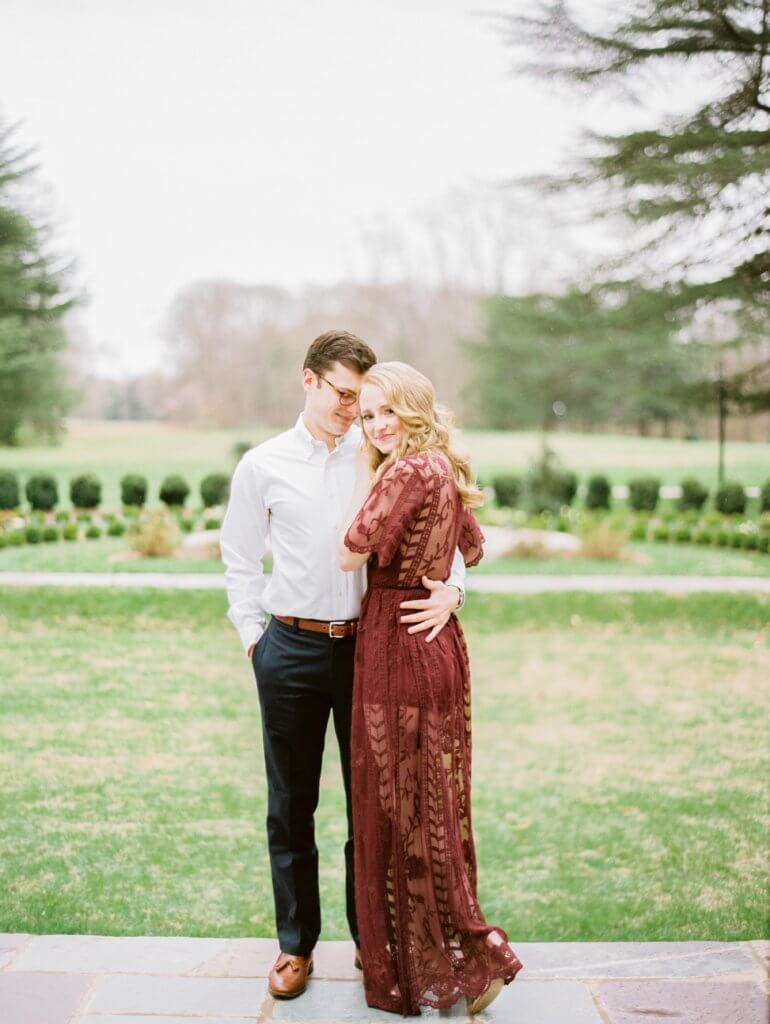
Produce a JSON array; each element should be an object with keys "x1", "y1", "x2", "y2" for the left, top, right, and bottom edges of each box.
[{"x1": 317, "y1": 373, "x2": 359, "y2": 407}]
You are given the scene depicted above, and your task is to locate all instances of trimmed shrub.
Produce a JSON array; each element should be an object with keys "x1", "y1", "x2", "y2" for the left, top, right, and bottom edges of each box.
[
  {"x1": 673, "y1": 525, "x2": 692, "y2": 542},
  {"x1": 628, "y1": 477, "x2": 661, "y2": 512},
  {"x1": 652, "y1": 525, "x2": 670, "y2": 542},
  {"x1": 120, "y1": 474, "x2": 148, "y2": 508},
  {"x1": 54, "y1": 510, "x2": 69, "y2": 523},
  {"x1": 232, "y1": 440, "x2": 253, "y2": 461},
  {"x1": 759, "y1": 479, "x2": 770, "y2": 514},
  {"x1": 715, "y1": 530, "x2": 730, "y2": 547},
  {"x1": 693, "y1": 529, "x2": 713, "y2": 545},
  {"x1": 85, "y1": 524, "x2": 102, "y2": 540},
  {"x1": 729, "y1": 531, "x2": 743, "y2": 548},
  {"x1": 42, "y1": 526, "x2": 59, "y2": 542},
  {"x1": 24, "y1": 526, "x2": 42, "y2": 544},
  {"x1": 0, "y1": 471, "x2": 20, "y2": 510},
  {"x1": 69, "y1": 473, "x2": 102, "y2": 510},
  {"x1": 630, "y1": 522, "x2": 647, "y2": 541},
  {"x1": 107, "y1": 520, "x2": 126, "y2": 537},
  {"x1": 524, "y1": 455, "x2": 578, "y2": 514},
  {"x1": 204, "y1": 516, "x2": 221, "y2": 530},
  {"x1": 159, "y1": 474, "x2": 190, "y2": 507},
  {"x1": 6, "y1": 529, "x2": 25, "y2": 546},
  {"x1": 200, "y1": 472, "x2": 230, "y2": 508},
  {"x1": 757, "y1": 535, "x2": 770, "y2": 554},
  {"x1": 492, "y1": 474, "x2": 522, "y2": 508},
  {"x1": 715, "y1": 481, "x2": 747, "y2": 516},
  {"x1": 25, "y1": 474, "x2": 59, "y2": 512},
  {"x1": 178, "y1": 516, "x2": 195, "y2": 533},
  {"x1": 741, "y1": 533, "x2": 758, "y2": 550},
  {"x1": 62, "y1": 523, "x2": 78, "y2": 541},
  {"x1": 677, "y1": 477, "x2": 708, "y2": 512},
  {"x1": 585, "y1": 474, "x2": 611, "y2": 510}
]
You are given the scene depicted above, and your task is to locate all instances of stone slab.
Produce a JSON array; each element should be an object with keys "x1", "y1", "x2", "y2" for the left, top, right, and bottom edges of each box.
[
  {"x1": 748, "y1": 940, "x2": 769, "y2": 975},
  {"x1": 594, "y1": 979, "x2": 768, "y2": 1024},
  {"x1": 482, "y1": 980, "x2": 602, "y2": 1024},
  {"x1": 515, "y1": 941, "x2": 759, "y2": 979},
  {"x1": 269, "y1": 978, "x2": 468, "y2": 1021},
  {"x1": 193, "y1": 937, "x2": 279, "y2": 977},
  {"x1": 311, "y1": 940, "x2": 363, "y2": 981},
  {"x1": 11, "y1": 933, "x2": 229, "y2": 975},
  {"x1": 190, "y1": 938, "x2": 362, "y2": 980},
  {"x1": 0, "y1": 971, "x2": 93, "y2": 1024},
  {"x1": 269, "y1": 979, "x2": 400, "y2": 1022},
  {"x1": 0, "y1": 934, "x2": 30, "y2": 970},
  {"x1": 86, "y1": 974, "x2": 267, "y2": 1016},
  {"x1": 81, "y1": 1018, "x2": 256, "y2": 1024}
]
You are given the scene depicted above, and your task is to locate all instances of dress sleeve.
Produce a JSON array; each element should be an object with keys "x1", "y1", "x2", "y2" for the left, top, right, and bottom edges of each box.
[
  {"x1": 344, "y1": 460, "x2": 424, "y2": 568},
  {"x1": 458, "y1": 507, "x2": 485, "y2": 567}
]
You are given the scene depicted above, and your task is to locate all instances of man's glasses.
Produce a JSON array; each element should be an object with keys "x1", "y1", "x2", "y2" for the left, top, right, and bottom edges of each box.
[{"x1": 318, "y1": 374, "x2": 359, "y2": 407}]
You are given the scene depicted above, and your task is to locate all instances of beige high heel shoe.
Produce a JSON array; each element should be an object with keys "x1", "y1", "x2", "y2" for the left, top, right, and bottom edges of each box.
[{"x1": 466, "y1": 977, "x2": 504, "y2": 1015}]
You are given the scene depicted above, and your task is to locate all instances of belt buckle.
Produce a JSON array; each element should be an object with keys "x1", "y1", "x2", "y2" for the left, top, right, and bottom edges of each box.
[{"x1": 328, "y1": 620, "x2": 347, "y2": 639}]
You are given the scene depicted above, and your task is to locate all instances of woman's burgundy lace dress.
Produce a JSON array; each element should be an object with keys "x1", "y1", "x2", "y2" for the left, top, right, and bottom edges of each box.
[{"x1": 343, "y1": 452, "x2": 522, "y2": 1016}]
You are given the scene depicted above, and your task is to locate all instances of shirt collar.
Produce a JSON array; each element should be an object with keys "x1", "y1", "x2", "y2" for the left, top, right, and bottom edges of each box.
[{"x1": 295, "y1": 413, "x2": 357, "y2": 459}]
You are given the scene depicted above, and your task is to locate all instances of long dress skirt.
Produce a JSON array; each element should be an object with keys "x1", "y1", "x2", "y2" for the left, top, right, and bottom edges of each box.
[{"x1": 350, "y1": 581, "x2": 523, "y2": 1016}]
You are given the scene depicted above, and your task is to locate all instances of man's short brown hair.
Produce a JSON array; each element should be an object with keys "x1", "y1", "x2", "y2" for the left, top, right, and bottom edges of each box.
[{"x1": 303, "y1": 330, "x2": 377, "y2": 377}]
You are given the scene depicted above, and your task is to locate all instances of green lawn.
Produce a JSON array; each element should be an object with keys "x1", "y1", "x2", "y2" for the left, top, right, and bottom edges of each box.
[
  {"x1": 0, "y1": 588, "x2": 767, "y2": 941},
  {"x1": 0, "y1": 419, "x2": 767, "y2": 510},
  {"x1": 1, "y1": 535, "x2": 768, "y2": 577}
]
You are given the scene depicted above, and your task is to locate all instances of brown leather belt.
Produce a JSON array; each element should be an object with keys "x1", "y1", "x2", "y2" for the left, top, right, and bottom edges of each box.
[{"x1": 274, "y1": 615, "x2": 358, "y2": 639}]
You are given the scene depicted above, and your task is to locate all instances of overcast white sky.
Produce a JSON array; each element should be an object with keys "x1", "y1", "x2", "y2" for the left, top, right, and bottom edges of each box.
[{"x1": 2, "y1": 0, "x2": 692, "y2": 376}]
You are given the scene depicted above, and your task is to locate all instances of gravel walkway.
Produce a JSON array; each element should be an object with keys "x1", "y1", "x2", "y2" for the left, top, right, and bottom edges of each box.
[{"x1": 0, "y1": 571, "x2": 768, "y2": 592}]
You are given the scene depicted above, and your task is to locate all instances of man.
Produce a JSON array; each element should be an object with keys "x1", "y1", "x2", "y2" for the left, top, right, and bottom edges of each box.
[{"x1": 220, "y1": 330, "x2": 466, "y2": 1000}]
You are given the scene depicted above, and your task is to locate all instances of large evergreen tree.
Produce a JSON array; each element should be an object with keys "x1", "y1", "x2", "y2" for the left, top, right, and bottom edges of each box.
[
  {"x1": 497, "y1": 0, "x2": 770, "y2": 412},
  {"x1": 471, "y1": 282, "x2": 706, "y2": 432},
  {"x1": 0, "y1": 119, "x2": 74, "y2": 444}
]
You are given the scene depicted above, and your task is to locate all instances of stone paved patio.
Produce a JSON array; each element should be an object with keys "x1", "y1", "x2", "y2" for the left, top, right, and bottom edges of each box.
[{"x1": 0, "y1": 935, "x2": 766, "y2": 1023}]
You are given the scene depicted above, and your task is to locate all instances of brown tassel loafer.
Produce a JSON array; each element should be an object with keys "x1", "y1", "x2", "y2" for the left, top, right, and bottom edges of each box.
[{"x1": 268, "y1": 951, "x2": 314, "y2": 999}]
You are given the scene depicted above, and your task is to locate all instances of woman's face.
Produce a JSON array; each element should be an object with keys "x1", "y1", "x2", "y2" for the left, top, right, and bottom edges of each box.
[{"x1": 359, "y1": 382, "x2": 404, "y2": 455}]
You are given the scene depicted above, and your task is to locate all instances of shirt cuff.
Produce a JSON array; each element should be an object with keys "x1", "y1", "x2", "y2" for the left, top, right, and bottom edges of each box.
[{"x1": 238, "y1": 621, "x2": 265, "y2": 655}]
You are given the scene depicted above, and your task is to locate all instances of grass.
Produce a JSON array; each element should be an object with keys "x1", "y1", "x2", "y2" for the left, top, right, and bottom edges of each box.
[
  {"x1": 0, "y1": 588, "x2": 767, "y2": 941},
  {"x1": 0, "y1": 419, "x2": 767, "y2": 510},
  {"x1": 0, "y1": 534, "x2": 766, "y2": 577}
]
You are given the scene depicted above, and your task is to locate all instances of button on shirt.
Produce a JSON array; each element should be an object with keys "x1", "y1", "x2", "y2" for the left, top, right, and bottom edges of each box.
[{"x1": 220, "y1": 413, "x2": 467, "y2": 652}]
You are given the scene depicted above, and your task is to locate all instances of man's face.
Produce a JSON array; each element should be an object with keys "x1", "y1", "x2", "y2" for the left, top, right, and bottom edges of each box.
[{"x1": 303, "y1": 361, "x2": 363, "y2": 436}]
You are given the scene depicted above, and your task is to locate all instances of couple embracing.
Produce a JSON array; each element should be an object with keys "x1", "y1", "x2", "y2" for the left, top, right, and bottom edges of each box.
[{"x1": 221, "y1": 330, "x2": 522, "y2": 1016}]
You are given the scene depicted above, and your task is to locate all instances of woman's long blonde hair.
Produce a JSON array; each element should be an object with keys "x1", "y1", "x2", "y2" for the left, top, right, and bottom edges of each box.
[{"x1": 361, "y1": 361, "x2": 483, "y2": 509}]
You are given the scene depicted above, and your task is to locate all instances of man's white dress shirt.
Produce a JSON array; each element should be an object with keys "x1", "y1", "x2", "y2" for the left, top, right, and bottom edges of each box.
[{"x1": 220, "y1": 413, "x2": 467, "y2": 652}]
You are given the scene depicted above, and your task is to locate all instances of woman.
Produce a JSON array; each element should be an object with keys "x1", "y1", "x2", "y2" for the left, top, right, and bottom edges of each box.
[{"x1": 338, "y1": 362, "x2": 522, "y2": 1016}]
